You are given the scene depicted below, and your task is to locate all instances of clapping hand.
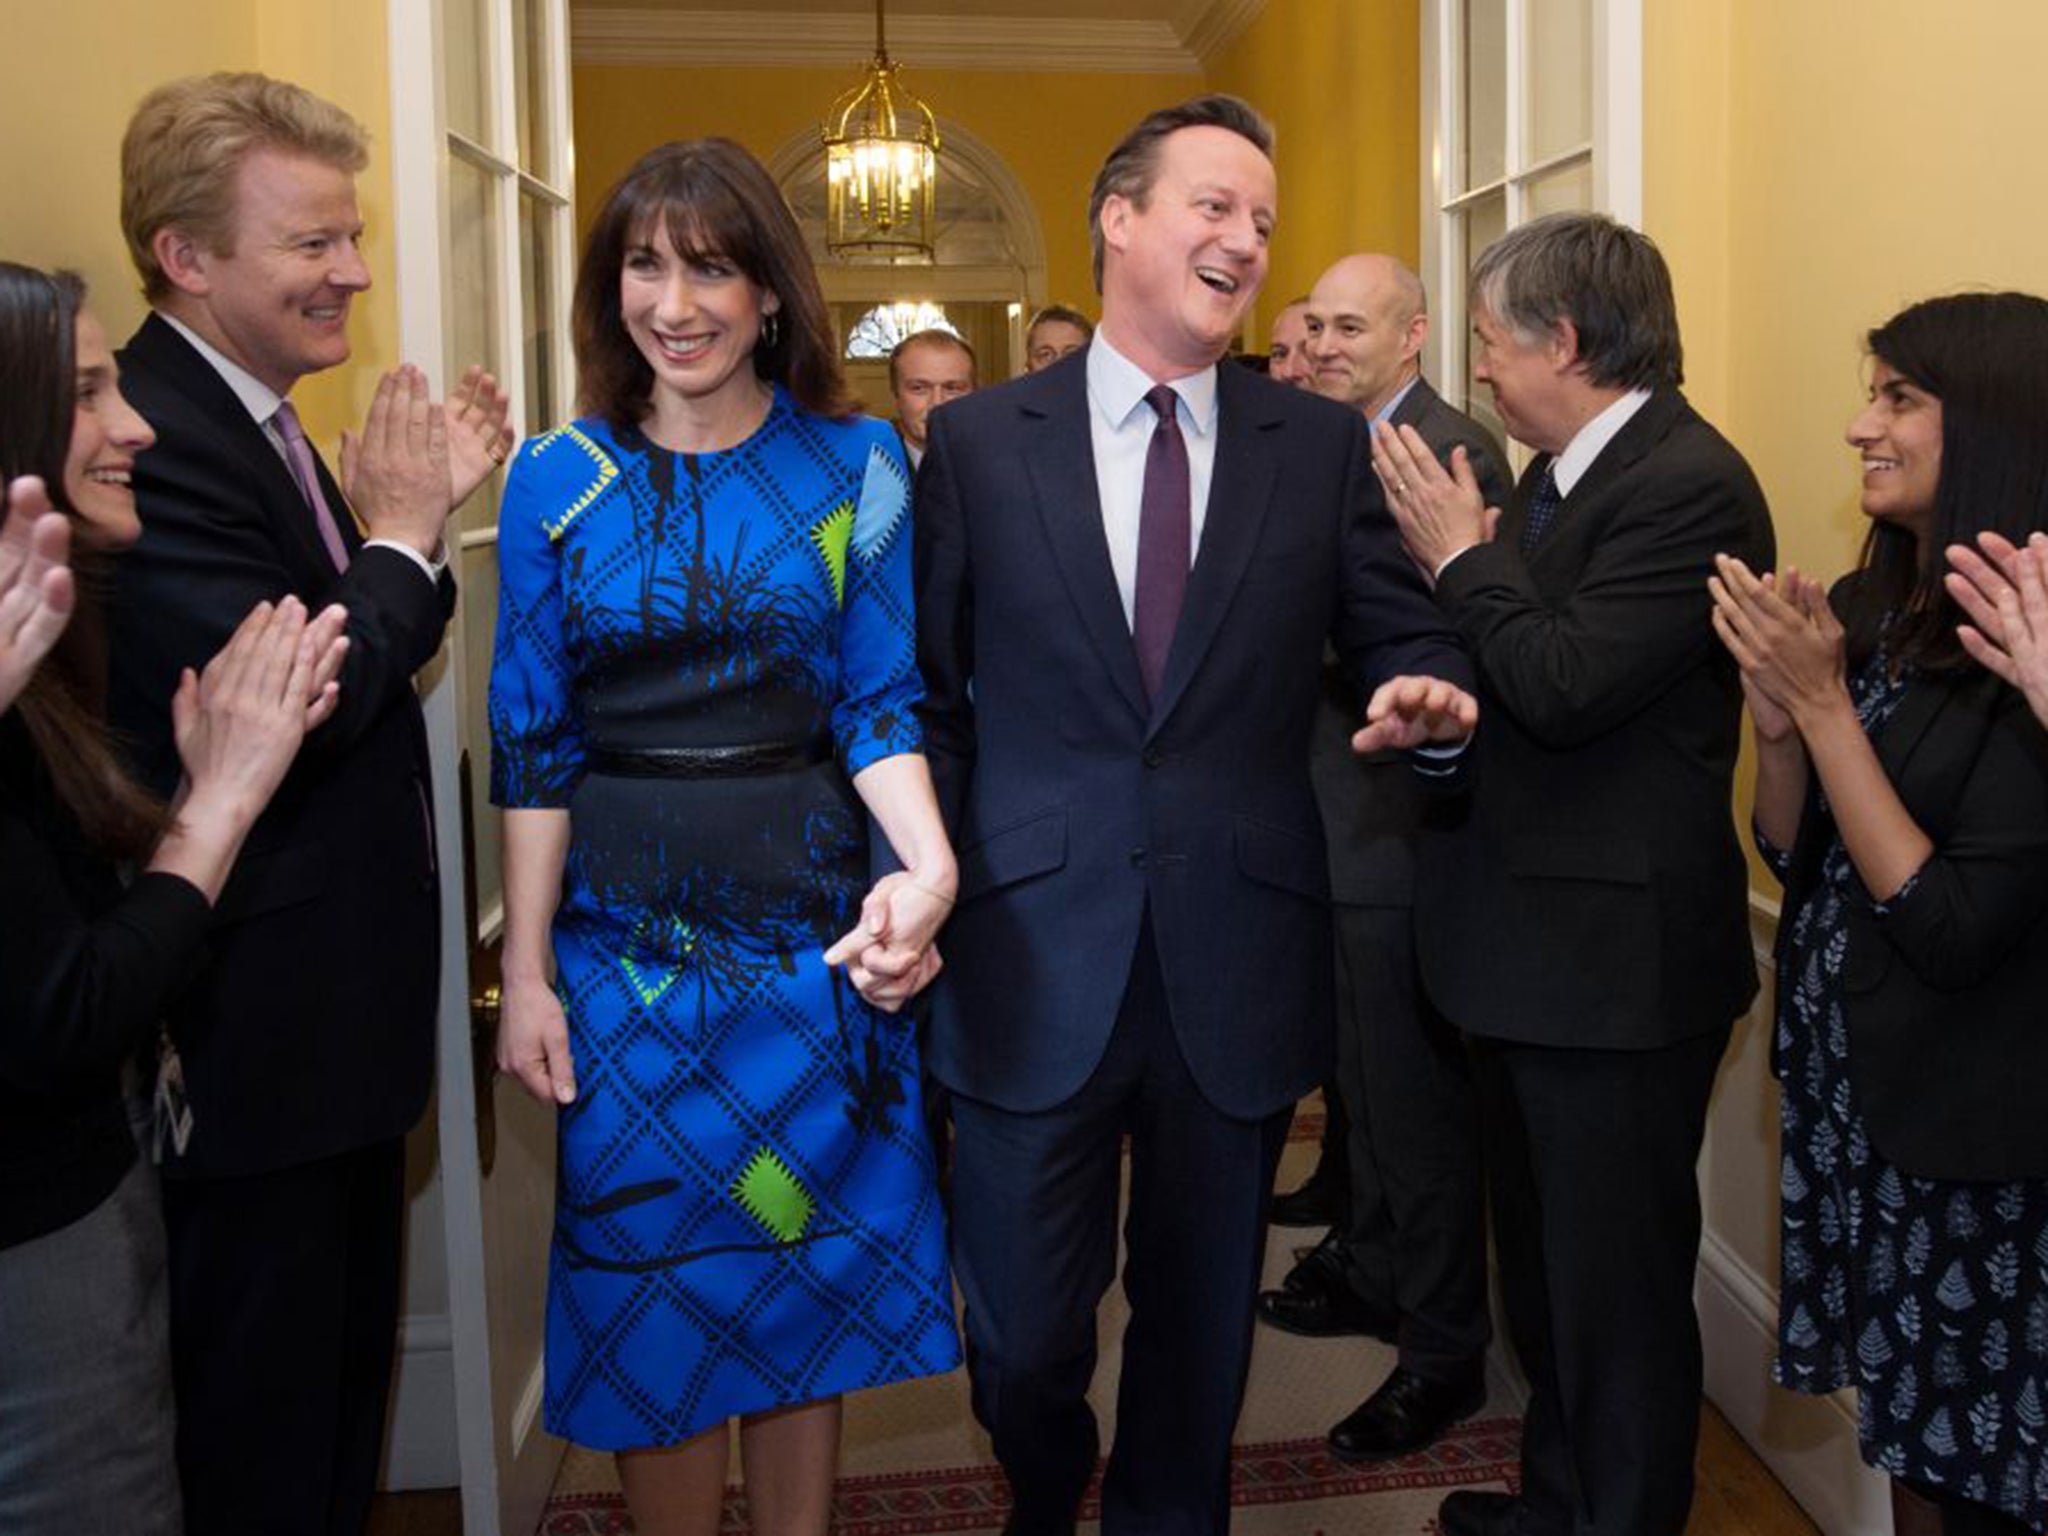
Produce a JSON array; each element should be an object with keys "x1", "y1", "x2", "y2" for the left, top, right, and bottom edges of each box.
[
  {"x1": 340, "y1": 366, "x2": 452, "y2": 559},
  {"x1": 444, "y1": 364, "x2": 514, "y2": 509},
  {"x1": 172, "y1": 597, "x2": 349, "y2": 821},
  {"x1": 824, "y1": 871, "x2": 953, "y2": 1012},
  {"x1": 1946, "y1": 531, "x2": 2048, "y2": 730},
  {"x1": 1371, "y1": 420, "x2": 1501, "y2": 576},
  {"x1": 1708, "y1": 555, "x2": 1846, "y2": 734},
  {"x1": 0, "y1": 477, "x2": 74, "y2": 714}
]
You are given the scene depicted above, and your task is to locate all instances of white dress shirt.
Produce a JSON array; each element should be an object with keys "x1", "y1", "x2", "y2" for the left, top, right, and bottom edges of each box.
[
  {"x1": 1086, "y1": 332, "x2": 1219, "y2": 628},
  {"x1": 1549, "y1": 387, "x2": 1651, "y2": 497}
]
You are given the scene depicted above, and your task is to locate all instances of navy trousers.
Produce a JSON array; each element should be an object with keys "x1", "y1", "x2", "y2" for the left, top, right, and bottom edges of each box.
[{"x1": 950, "y1": 921, "x2": 1291, "y2": 1536}]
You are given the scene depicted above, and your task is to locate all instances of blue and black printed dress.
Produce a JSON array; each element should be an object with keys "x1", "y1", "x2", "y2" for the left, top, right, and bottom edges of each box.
[
  {"x1": 1764, "y1": 646, "x2": 2048, "y2": 1527},
  {"x1": 488, "y1": 389, "x2": 959, "y2": 1450}
]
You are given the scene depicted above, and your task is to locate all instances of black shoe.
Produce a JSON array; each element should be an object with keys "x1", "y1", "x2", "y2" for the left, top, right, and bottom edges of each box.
[
  {"x1": 1327, "y1": 1364, "x2": 1486, "y2": 1462},
  {"x1": 1255, "y1": 1261, "x2": 1398, "y2": 1341},
  {"x1": 1270, "y1": 1159, "x2": 1349, "y2": 1227},
  {"x1": 1437, "y1": 1489, "x2": 1522, "y2": 1536}
]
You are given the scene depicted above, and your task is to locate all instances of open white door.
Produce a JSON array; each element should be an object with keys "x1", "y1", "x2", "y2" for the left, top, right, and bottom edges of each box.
[{"x1": 385, "y1": 1, "x2": 578, "y2": 1530}]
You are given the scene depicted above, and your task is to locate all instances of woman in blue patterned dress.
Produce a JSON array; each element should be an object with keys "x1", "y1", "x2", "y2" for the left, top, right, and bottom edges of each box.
[
  {"x1": 488, "y1": 140, "x2": 960, "y2": 1534},
  {"x1": 1710, "y1": 292, "x2": 2048, "y2": 1536}
]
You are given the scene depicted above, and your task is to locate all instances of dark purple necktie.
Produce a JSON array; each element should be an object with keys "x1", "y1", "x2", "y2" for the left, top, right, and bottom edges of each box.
[{"x1": 1133, "y1": 383, "x2": 1190, "y2": 702}]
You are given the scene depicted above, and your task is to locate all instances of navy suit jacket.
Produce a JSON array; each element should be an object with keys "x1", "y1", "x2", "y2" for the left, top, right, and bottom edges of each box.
[
  {"x1": 108, "y1": 315, "x2": 451, "y2": 1178},
  {"x1": 913, "y1": 350, "x2": 1472, "y2": 1120}
]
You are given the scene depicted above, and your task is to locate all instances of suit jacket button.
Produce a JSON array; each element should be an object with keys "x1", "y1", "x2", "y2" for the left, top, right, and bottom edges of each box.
[
  {"x1": 1142, "y1": 749, "x2": 1164, "y2": 768},
  {"x1": 1128, "y1": 848, "x2": 1147, "y2": 869}
]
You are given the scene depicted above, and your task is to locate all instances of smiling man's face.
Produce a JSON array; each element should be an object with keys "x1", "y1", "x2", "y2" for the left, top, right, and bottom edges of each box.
[{"x1": 1099, "y1": 124, "x2": 1274, "y2": 377}]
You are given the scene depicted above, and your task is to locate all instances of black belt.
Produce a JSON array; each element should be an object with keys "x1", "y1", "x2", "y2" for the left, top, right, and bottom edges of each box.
[{"x1": 587, "y1": 736, "x2": 833, "y2": 779}]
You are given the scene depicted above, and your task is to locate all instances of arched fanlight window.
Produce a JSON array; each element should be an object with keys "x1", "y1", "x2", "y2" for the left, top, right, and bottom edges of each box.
[{"x1": 845, "y1": 301, "x2": 963, "y2": 359}]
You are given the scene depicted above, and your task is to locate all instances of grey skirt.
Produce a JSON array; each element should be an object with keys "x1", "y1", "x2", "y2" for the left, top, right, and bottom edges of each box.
[{"x1": 0, "y1": 1135, "x2": 180, "y2": 1536}]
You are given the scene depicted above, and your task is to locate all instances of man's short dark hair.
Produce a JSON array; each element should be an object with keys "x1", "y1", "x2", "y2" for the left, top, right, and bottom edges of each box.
[
  {"x1": 1026, "y1": 304, "x2": 1094, "y2": 344},
  {"x1": 1086, "y1": 94, "x2": 1274, "y2": 294},
  {"x1": 888, "y1": 328, "x2": 976, "y2": 393},
  {"x1": 1469, "y1": 212, "x2": 1683, "y2": 391}
]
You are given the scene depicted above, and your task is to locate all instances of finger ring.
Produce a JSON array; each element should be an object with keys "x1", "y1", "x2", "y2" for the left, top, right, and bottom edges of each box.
[
  {"x1": 487, "y1": 443, "x2": 508, "y2": 464},
  {"x1": 1395, "y1": 480, "x2": 1410, "y2": 496}
]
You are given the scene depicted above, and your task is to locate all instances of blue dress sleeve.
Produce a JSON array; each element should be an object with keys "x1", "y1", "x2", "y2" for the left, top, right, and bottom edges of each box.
[
  {"x1": 833, "y1": 424, "x2": 924, "y2": 775},
  {"x1": 488, "y1": 426, "x2": 592, "y2": 808}
]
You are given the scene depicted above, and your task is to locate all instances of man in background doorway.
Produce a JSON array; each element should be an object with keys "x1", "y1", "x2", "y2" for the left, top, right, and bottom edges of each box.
[
  {"x1": 890, "y1": 327, "x2": 976, "y2": 469},
  {"x1": 1265, "y1": 295, "x2": 1314, "y2": 387},
  {"x1": 1024, "y1": 303, "x2": 1093, "y2": 372}
]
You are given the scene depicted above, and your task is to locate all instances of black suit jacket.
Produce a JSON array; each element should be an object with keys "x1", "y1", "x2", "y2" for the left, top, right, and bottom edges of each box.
[
  {"x1": 1312, "y1": 378, "x2": 1512, "y2": 906},
  {"x1": 108, "y1": 314, "x2": 452, "y2": 1178},
  {"x1": 1774, "y1": 591, "x2": 2048, "y2": 1181},
  {"x1": 1417, "y1": 388, "x2": 1774, "y2": 1049},
  {"x1": 914, "y1": 352, "x2": 1473, "y2": 1119}
]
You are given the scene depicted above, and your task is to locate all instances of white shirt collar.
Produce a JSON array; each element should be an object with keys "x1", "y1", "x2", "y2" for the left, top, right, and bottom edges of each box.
[
  {"x1": 1551, "y1": 387, "x2": 1651, "y2": 497},
  {"x1": 158, "y1": 310, "x2": 288, "y2": 427},
  {"x1": 1086, "y1": 330, "x2": 1219, "y2": 439}
]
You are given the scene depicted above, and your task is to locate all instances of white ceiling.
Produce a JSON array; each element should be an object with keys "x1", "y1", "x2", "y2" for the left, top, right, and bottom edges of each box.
[{"x1": 570, "y1": 0, "x2": 1264, "y2": 72}]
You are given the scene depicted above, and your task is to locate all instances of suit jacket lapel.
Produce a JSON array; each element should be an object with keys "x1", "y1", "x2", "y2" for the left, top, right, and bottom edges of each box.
[
  {"x1": 1388, "y1": 376, "x2": 1440, "y2": 431},
  {"x1": 1020, "y1": 369, "x2": 1149, "y2": 722},
  {"x1": 127, "y1": 314, "x2": 348, "y2": 582},
  {"x1": 1149, "y1": 363, "x2": 1279, "y2": 732}
]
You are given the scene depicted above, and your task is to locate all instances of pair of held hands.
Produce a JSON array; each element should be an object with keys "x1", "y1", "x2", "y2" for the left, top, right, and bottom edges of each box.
[
  {"x1": 496, "y1": 872, "x2": 956, "y2": 1110},
  {"x1": 1707, "y1": 532, "x2": 2048, "y2": 742},
  {"x1": 336, "y1": 364, "x2": 515, "y2": 557},
  {"x1": 805, "y1": 425, "x2": 1496, "y2": 1021}
]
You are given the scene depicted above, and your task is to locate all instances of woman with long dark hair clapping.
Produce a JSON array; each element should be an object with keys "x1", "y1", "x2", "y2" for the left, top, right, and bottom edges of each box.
[{"x1": 1711, "y1": 291, "x2": 2048, "y2": 1536}]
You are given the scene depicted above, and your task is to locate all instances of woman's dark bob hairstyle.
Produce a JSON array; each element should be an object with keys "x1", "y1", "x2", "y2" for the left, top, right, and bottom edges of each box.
[
  {"x1": 573, "y1": 138, "x2": 853, "y2": 429},
  {"x1": 1843, "y1": 290, "x2": 2048, "y2": 673}
]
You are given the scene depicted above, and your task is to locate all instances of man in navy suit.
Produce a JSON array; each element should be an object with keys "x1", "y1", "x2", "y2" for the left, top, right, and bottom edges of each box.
[
  {"x1": 107, "y1": 72, "x2": 505, "y2": 1536},
  {"x1": 913, "y1": 95, "x2": 1477, "y2": 1536}
]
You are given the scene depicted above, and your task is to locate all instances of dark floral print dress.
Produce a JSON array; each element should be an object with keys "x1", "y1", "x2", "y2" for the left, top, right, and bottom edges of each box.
[{"x1": 1763, "y1": 645, "x2": 2048, "y2": 1527}]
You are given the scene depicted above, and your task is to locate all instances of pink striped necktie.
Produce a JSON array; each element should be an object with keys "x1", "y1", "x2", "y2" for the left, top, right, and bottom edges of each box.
[{"x1": 271, "y1": 400, "x2": 352, "y2": 572}]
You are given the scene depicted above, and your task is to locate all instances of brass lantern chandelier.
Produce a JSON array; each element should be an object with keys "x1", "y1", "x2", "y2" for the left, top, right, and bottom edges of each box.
[{"x1": 821, "y1": 0, "x2": 941, "y2": 264}]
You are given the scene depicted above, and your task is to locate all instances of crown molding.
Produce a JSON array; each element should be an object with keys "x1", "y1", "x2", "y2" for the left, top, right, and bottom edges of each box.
[
  {"x1": 573, "y1": 8, "x2": 1218, "y2": 72},
  {"x1": 1178, "y1": 0, "x2": 1264, "y2": 64}
]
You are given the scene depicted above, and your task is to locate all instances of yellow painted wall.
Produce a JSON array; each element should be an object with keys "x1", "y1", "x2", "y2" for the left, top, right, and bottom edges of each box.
[
  {"x1": 1207, "y1": 0, "x2": 1420, "y2": 345},
  {"x1": 1645, "y1": 0, "x2": 2048, "y2": 888},
  {"x1": 1648, "y1": 0, "x2": 2048, "y2": 585},
  {"x1": 572, "y1": 63, "x2": 1193, "y2": 316},
  {"x1": 0, "y1": 0, "x2": 397, "y2": 443}
]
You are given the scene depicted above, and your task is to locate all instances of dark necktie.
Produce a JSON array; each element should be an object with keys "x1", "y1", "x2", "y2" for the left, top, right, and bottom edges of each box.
[
  {"x1": 272, "y1": 400, "x2": 352, "y2": 573},
  {"x1": 1133, "y1": 383, "x2": 1190, "y2": 702},
  {"x1": 1518, "y1": 463, "x2": 1563, "y2": 555}
]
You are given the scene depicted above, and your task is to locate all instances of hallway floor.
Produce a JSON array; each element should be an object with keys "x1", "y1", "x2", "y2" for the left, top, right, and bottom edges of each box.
[{"x1": 370, "y1": 1119, "x2": 1822, "y2": 1535}]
